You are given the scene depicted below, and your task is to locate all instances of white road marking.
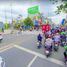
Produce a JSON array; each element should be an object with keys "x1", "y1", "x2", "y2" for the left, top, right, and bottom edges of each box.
[
  {"x1": 14, "y1": 45, "x2": 65, "y2": 66},
  {"x1": 0, "y1": 44, "x2": 14, "y2": 53},
  {"x1": 28, "y1": 55, "x2": 37, "y2": 67},
  {"x1": 3, "y1": 61, "x2": 5, "y2": 67},
  {"x1": 0, "y1": 46, "x2": 13, "y2": 53}
]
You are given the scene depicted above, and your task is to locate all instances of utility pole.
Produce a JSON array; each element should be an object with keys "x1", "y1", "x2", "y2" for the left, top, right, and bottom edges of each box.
[
  {"x1": 10, "y1": 1, "x2": 14, "y2": 33},
  {"x1": 5, "y1": 6, "x2": 6, "y2": 23}
]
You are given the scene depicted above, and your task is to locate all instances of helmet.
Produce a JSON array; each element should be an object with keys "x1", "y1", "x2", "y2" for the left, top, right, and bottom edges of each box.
[
  {"x1": 60, "y1": 32, "x2": 66, "y2": 35},
  {"x1": 48, "y1": 35, "x2": 51, "y2": 38},
  {"x1": 55, "y1": 33, "x2": 59, "y2": 35}
]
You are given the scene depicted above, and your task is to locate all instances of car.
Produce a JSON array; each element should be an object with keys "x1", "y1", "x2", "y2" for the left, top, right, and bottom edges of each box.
[{"x1": 0, "y1": 56, "x2": 5, "y2": 67}]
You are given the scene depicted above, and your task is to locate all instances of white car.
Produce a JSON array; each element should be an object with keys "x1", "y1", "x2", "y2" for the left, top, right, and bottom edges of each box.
[{"x1": 0, "y1": 56, "x2": 5, "y2": 67}]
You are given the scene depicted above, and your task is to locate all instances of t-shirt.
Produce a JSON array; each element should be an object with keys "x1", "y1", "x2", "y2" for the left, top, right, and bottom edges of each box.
[
  {"x1": 45, "y1": 38, "x2": 53, "y2": 46},
  {"x1": 46, "y1": 31, "x2": 51, "y2": 35},
  {"x1": 53, "y1": 35, "x2": 60, "y2": 42}
]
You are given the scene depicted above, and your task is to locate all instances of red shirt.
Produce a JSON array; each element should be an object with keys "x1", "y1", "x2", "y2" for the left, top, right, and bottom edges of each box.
[{"x1": 42, "y1": 24, "x2": 51, "y2": 33}]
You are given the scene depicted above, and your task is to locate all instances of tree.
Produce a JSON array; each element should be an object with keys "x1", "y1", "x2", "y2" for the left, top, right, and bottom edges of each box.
[
  {"x1": 55, "y1": 0, "x2": 67, "y2": 14},
  {"x1": 14, "y1": 23, "x2": 21, "y2": 29},
  {"x1": 24, "y1": 17, "x2": 33, "y2": 26},
  {"x1": 4, "y1": 22, "x2": 9, "y2": 29}
]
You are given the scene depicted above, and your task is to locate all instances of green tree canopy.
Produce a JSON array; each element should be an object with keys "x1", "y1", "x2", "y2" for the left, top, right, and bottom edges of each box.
[
  {"x1": 4, "y1": 22, "x2": 9, "y2": 29},
  {"x1": 14, "y1": 23, "x2": 21, "y2": 29},
  {"x1": 24, "y1": 17, "x2": 33, "y2": 26},
  {"x1": 56, "y1": 1, "x2": 67, "y2": 14}
]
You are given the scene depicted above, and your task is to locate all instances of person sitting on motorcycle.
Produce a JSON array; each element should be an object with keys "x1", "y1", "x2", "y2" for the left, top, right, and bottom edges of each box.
[
  {"x1": 51, "y1": 28, "x2": 55, "y2": 35},
  {"x1": 53, "y1": 33, "x2": 60, "y2": 45},
  {"x1": 60, "y1": 31, "x2": 66, "y2": 42},
  {"x1": 37, "y1": 33, "x2": 42, "y2": 44},
  {"x1": 45, "y1": 31, "x2": 52, "y2": 38},
  {"x1": 45, "y1": 35, "x2": 53, "y2": 51}
]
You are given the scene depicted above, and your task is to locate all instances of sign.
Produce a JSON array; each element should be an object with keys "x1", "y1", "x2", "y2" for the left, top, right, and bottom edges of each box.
[
  {"x1": 28, "y1": 6, "x2": 39, "y2": 14},
  {"x1": 42, "y1": 24, "x2": 51, "y2": 33}
]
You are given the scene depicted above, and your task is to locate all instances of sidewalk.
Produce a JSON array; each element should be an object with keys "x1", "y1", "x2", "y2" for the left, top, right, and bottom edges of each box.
[
  {"x1": 4, "y1": 29, "x2": 11, "y2": 34},
  {"x1": 3, "y1": 29, "x2": 42, "y2": 35}
]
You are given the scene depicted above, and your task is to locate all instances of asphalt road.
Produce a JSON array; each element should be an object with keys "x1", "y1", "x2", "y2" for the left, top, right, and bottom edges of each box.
[{"x1": 0, "y1": 32, "x2": 66, "y2": 67}]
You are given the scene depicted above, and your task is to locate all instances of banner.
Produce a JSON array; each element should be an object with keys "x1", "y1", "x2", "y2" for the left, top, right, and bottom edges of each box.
[{"x1": 28, "y1": 6, "x2": 39, "y2": 14}]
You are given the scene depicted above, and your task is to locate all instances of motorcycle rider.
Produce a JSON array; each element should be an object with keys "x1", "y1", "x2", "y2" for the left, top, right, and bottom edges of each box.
[
  {"x1": 64, "y1": 50, "x2": 67, "y2": 60},
  {"x1": 45, "y1": 35, "x2": 53, "y2": 51},
  {"x1": 45, "y1": 30, "x2": 52, "y2": 38},
  {"x1": 64, "y1": 46, "x2": 67, "y2": 64},
  {"x1": 53, "y1": 33, "x2": 60, "y2": 45},
  {"x1": 60, "y1": 30, "x2": 66, "y2": 42},
  {"x1": 37, "y1": 33, "x2": 42, "y2": 48}
]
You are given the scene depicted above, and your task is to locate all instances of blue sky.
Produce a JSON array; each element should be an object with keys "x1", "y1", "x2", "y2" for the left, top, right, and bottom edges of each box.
[{"x1": 0, "y1": 0, "x2": 63, "y2": 23}]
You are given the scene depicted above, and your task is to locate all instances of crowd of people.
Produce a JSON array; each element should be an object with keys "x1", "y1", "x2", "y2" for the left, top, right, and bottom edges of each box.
[{"x1": 37, "y1": 25, "x2": 67, "y2": 64}]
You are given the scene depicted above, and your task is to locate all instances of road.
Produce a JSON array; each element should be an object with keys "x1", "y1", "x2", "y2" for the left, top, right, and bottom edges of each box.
[{"x1": 0, "y1": 31, "x2": 66, "y2": 67}]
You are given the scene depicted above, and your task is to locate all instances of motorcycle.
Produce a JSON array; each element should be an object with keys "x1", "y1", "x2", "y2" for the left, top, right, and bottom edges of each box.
[
  {"x1": 45, "y1": 46, "x2": 52, "y2": 57},
  {"x1": 37, "y1": 41, "x2": 42, "y2": 49},
  {"x1": 65, "y1": 57, "x2": 67, "y2": 66},
  {"x1": 65, "y1": 60, "x2": 67, "y2": 65},
  {"x1": 61, "y1": 41, "x2": 66, "y2": 47},
  {"x1": 54, "y1": 42, "x2": 59, "y2": 51}
]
